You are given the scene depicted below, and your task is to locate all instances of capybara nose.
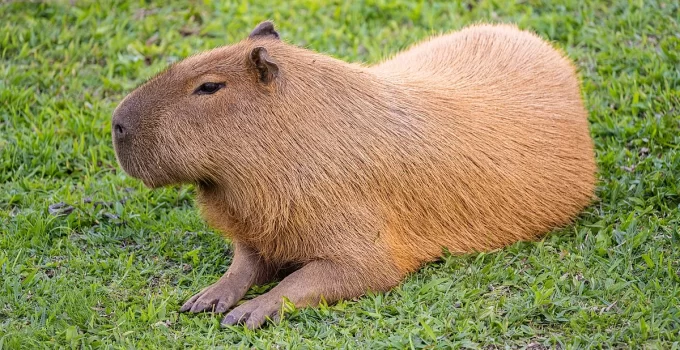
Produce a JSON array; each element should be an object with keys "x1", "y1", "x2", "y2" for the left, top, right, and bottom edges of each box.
[
  {"x1": 112, "y1": 106, "x2": 132, "y2": 141},
  {"x1": 113, "y1": 122, "x2": 127, "y2": 138}
]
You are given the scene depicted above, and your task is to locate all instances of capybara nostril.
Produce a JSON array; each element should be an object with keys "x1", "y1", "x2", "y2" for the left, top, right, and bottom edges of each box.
[{"x1": 114, "y1": 123, "x2": 125, "y2": 138}]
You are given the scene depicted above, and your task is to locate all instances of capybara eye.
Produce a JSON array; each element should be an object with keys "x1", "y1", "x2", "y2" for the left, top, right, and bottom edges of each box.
[{"x1": 194, "y1": 82, "x2": 225, "y2": 95}]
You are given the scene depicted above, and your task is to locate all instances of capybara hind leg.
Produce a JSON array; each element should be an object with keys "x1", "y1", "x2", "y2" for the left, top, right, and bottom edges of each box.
[
  {"x1": 220, "y1": 259, "x2": 401, "y2": 329},
  {"x1": 180, "y1": 242, "x2": 275, "y2": 314}
]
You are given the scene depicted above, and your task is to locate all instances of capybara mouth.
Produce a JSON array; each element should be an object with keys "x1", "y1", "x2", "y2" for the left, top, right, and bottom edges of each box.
[
  {"x1": 121, "y1": 164, "x2": 174, "y2": 189},
  {"x1": 111, "y1": 127, "x2": 174, "y2": 189},
  {"x1": 113, "y1": 148, "x2": 162, "y2": 188},
  {"x1": 139, "y1": 177, "x2": 162, "y2": 189},
  {"x1": 117, "y1": 152, "x2": 189, "y2": 189}
]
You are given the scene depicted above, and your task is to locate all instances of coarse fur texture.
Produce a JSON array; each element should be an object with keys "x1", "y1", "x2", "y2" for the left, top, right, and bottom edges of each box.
[{"x1": 111, "y1": 21, "x2": 596, "y2": 329}]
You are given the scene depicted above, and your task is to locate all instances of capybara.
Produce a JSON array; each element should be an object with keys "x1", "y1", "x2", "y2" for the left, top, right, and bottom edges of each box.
[{"x1": 111, "y1": 21, "x2": 596, "y2": 329}]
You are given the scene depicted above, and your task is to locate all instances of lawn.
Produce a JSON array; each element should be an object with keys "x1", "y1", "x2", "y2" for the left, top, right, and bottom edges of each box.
[{"x1": 1, "y1": 0, "x2": 679, "y2": 348}]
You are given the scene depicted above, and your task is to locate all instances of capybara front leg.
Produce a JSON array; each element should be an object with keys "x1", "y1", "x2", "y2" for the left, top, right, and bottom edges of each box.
[
  {"x1": 180, "y1": 241, "x2": 275, "y2": 314},
  {"x1": 221, "y1": 259, "x2": 400, "y2": 329}
]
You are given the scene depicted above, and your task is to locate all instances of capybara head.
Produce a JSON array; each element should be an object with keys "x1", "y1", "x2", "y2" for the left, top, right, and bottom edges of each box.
[{"x1": 111, "y1": 22, "x2": 283, "y2": 188}]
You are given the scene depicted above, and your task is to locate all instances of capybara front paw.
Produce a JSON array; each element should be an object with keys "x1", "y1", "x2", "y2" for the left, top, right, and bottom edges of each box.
[
  {"x1": 179, "y1": 282, "x2": 239, "y2": 314},
  {"x1": 221, "y1": 296, "x2": 280, "y2": 330}
]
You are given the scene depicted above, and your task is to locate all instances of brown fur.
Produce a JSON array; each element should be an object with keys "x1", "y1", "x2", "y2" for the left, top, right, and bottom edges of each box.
[{"x1": 112, "y1": 22, "x2": 596, "y2": 329}]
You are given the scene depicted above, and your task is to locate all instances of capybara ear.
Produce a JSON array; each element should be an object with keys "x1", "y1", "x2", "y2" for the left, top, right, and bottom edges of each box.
[
  {"x1": 249, "y1": 46, "x2": 279, "y2": 84},
  {"x1": 249, "y1": 21, "x2": 280, "y2": 40}
]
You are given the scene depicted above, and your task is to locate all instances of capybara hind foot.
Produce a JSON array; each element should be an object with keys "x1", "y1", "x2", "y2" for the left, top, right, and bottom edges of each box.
[
  {"x1": 221, "y1": 260, "x2": 401, "y2": 329},
  {"x1": 180, "y1": 242, "x2": 275, "y2": 314}
]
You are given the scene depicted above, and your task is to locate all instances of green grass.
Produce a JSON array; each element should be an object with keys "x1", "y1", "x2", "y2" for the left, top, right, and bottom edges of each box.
[{"x1": 1, "y1": 0, "x2": 679, "y2": 348}]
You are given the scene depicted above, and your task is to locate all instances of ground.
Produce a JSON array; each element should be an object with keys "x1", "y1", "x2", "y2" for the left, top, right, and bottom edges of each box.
[{"x1": 1, "y1": 0, "x2": 679, "y2": 348}]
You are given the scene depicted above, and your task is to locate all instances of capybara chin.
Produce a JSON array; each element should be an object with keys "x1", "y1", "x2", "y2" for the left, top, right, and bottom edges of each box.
[{"x1": 111, "y1": 21, "x2": 596, "y2": 329}]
